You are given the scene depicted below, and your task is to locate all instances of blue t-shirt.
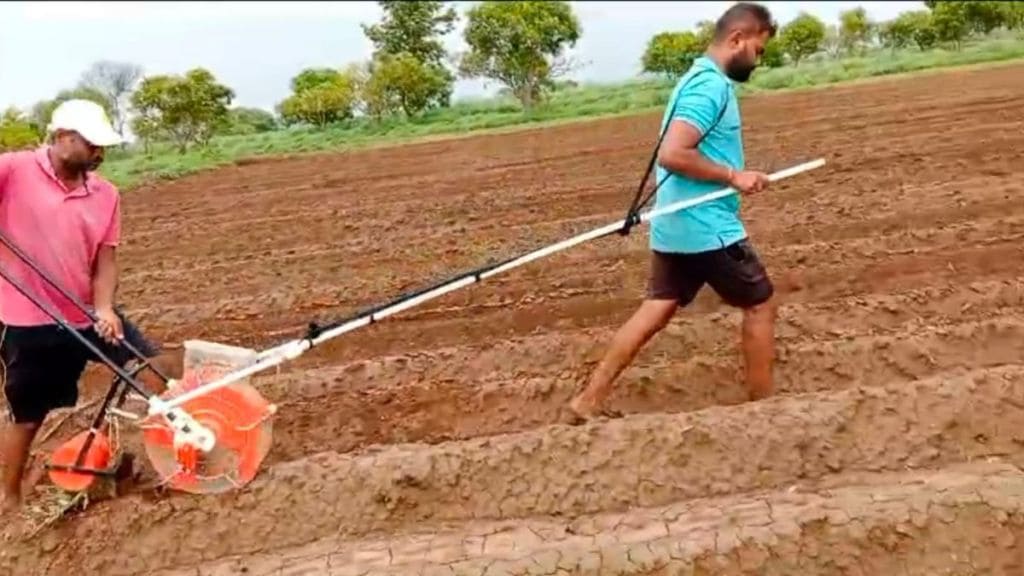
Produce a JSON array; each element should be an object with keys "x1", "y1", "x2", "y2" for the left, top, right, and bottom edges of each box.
[{"x1": 649, "y1": 56, "x2": 745, "y2": 254}]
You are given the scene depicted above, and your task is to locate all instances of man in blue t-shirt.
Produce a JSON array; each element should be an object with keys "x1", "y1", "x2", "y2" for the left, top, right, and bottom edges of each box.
[{"x1": 570, "y1": 2, "x2": 779, "y2": 421}]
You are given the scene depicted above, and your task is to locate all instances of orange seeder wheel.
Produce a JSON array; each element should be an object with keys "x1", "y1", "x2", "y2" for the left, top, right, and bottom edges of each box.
[
  {"x1": 140, "y1": 372, "x2": 274, "y2": 495},
  {"x1": 48, "y1": 430, "x2": 113, "y2": 492}
]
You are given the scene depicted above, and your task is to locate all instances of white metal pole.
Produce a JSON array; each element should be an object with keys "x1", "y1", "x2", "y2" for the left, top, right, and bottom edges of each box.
[{"x1": 150, "y1": 157, "x2": 826, "y2": 417}]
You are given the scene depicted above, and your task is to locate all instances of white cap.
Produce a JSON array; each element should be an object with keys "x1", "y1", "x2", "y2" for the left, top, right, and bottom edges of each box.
[{"x1": 47, "y1": 99, "x2": 123, "y2": 147}]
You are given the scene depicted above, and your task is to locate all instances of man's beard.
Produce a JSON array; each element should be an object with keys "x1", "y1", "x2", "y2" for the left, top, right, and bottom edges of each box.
[
  {"x1": 70, "y1": 156, "x2": 103, "y2": 173},
  {"x1": 63, "y1": 158, "x2": 101, "y2": 179},
  {"x1": 724, "y1": 57, "x2": 756, "y2": 83}
]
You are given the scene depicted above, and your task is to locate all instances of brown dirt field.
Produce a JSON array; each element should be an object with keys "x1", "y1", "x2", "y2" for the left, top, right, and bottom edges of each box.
[{"x1": 3, "y1": 61, "x2": 1024, "y2": 575}]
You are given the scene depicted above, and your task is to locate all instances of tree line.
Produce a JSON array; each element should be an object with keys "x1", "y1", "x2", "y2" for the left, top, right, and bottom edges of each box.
[
  {"x1": 1, "y1": 1, "x2": 1021, "y2": 155},
  {"x1": 0, "y1": 1, "x2": 581, "y2": 153},
  {"x1": 268, "y1": 1, "x2": 583, "y2": 127},
  {"x1": 643, "y1": 1, "x2": 1024, "y2": 77}
]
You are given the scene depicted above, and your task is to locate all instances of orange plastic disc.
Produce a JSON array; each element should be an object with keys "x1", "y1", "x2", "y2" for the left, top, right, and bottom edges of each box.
[
  {"x1": 141, "y1": 367, "x2": 274, "y2": 494},
  {"x1": 48, "y1": 430, "x2": 112, "y2": 492}
]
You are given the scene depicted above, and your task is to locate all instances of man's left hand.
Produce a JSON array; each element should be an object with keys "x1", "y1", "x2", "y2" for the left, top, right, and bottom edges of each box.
[{"x1": 95, "y1": 307, "x2": 124, "y2": 345}]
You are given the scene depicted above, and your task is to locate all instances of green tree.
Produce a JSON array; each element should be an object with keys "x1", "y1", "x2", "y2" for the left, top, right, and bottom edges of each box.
[
  {"x1": 908, "y1": 11, "x2": 939, "y2": 50},
  {"x1": 694, "y1": 19, "x2": 716, "y2": 51},
  {"x1": 930, "y1": 1, "x2": 970, "y2": 49},
  {"x1": 879, "y1": 12, "x2": 918, "y2": 53},
  {"x1": 290, "y1": 68, "x2": 348, "y2": 95},
  {"x1": 223, "y1": 107, "x2": 279, "y2": 135},
  {"x1": 1006, "y1": 2, "x2": 1024, "y2": 30},
  {"x1": 839, "y1": 6, "x2": 873, "y2": 55},
  {"x1": 963, "y1": 1, "x2": 1009, "y2": 35},
  {"x1": 761, "y1": 38, "x2": 785, "y2": 68},
  {"x1": 128, "y1": 77, "x2": 170, "y2": 154},
  {"x1": 130, "y1": 68, "x2": 234, "y2": 153},
  {"x1": 0, "y1": 108, "x2": 42, "y2": 152},
  {"x1": 361, "y1": 1, "x2": 457, "y2": 116},
  {"x1": 459, "y1": 1, "x2": 581, "y2": 111},
  {"x1": 79, "y1": 60, "x2": 143, "y2": 138},
  {"x1": 641, "y1": 31, "x2": 703, "y2": 79},
  {"x1": 362, "y1": 52, "x2": 454, "y2": 118},
  {"x1": 277, "y1": 66, "x2": 361, "y2": 127},
  {"x1": 822, "y1": 24, "x2": 843, "y2": 59},
  {"x1": 779, "y1": 12, "x2": 827, "y2": 65},
  {"x1": 362, "y1": 1, "x2": 458, "y2": 67}
]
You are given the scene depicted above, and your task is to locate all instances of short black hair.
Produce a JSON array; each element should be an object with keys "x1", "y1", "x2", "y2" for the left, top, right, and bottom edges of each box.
[{"x1": 714, "y1": 2, "x2": 777, "y2": 41}]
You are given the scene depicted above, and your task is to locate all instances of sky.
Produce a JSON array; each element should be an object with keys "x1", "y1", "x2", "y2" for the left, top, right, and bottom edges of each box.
[{"x1": 0, "y1": 1, "x2": 926, "y2": 114}]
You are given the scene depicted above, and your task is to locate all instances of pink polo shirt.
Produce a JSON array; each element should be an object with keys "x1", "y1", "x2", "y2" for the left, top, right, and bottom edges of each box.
[{"x1": 0, "y1": 147, "x2": 121, "y2": 328}]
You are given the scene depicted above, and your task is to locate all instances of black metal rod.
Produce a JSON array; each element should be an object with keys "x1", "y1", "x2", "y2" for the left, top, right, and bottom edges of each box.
[
  {"x1": 73, "y1": 377, "x2": 127, "y2": 468},
  {"x1": 73, "y1": 429, "x2": 101, "y2": 469},
  {"x1": 0, "y1": 229, "x2": 170, "y2": 385},
  {"x1": 115, "y1": 373, "x2": 133, "y2": 408},
  {"x1": 43, "y1": 463, "x2": 117, "y2": 477},
  {"x1": 0, "y1": 264, "x2": 153, "y2": 400},
  {"x1": 68, "y1": 358, "x2": 149, "y2": 468}
]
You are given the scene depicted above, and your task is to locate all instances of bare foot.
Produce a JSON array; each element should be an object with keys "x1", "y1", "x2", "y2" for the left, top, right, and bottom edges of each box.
[
  {"x1": 565, "y1": 396, "x2": 623, "y2": 425},
  {"x1": 567, "y1": 395, "x2": 595, "y2": 421}
]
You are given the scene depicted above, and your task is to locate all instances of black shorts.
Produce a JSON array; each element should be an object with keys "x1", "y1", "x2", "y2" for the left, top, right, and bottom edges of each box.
[
  {"x1": 647, "y1": 239, "x2": 774, "y2": 308},
  {"x1": 1, "y1": 309, "x2": 161, "y2": 424}
]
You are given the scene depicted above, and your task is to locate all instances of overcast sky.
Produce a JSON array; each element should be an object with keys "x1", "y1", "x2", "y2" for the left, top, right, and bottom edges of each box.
[{"x1": 0, "y1": 1, "x2": 924, "y2": 113}]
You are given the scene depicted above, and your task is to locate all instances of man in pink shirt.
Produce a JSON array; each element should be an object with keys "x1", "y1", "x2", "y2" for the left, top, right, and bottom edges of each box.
[{"x1": 0, "y1": 99, "x2": 172, "y2": 511}]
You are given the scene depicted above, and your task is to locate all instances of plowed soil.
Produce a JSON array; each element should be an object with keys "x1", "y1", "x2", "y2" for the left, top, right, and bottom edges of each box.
[{"x1": 4, "y1": 61, "x2": 1024, "y2": 575}]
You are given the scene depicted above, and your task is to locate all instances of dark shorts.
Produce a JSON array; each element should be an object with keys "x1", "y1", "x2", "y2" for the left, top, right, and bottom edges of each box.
[
  {"x1": 648, "y1": 238, "x2": 774, "y2": 308},
  {"x1": 1, "y1": 309, "x2": 160, "y2": 424}
]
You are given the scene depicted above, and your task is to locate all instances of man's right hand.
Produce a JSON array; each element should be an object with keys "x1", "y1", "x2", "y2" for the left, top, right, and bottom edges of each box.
[
  {"x1": 94, "y1": 306, "x2": 125, "y2": 346},
  {"x1": 728, "y1": 170, "x2": 771, "y2": 194}
]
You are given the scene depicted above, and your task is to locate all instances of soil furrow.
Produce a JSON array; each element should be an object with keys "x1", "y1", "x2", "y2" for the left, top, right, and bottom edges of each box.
[
  {"x1": 13, "y1": 364, "x2": 1024, "y2": 575},
  {"x1": 262, "y1": 315, "x2": 1024, "y2": 462},
  {"x1": 140, "y1": 235, "x2": 1024, "y2": 358},
  {"x1": 117, "y1": 196, "x2": 1024, "y2": 301},
  {"x1": 153, "y1": 461, "x2": 1024, "y2": 576},
  {"x1": 119, "y1": 227, "x2": 1024, "y2": 350},
  {"x1": 123, "y1": 162, "x2": 1022, "y2": 272},
  {"x1": 84, "y1": 278, "x2": 1022, "y2": 465},
  {"x1": 261, "y1": 275, "x2": 1024, "y2": 394}
]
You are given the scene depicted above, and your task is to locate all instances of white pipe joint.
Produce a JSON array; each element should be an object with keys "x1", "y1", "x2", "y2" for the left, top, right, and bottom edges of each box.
[{"x1": 146, "y1": 396, "x2": 217, "y2": 452}]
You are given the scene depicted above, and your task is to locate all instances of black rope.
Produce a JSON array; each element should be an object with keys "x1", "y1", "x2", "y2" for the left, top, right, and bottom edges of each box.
[
  {"x1": 618, "y1": 68, "x2": 732, "y2": 236},
  {"x1": 618, "y1": 137, "x2": 673, "y2": 236}
]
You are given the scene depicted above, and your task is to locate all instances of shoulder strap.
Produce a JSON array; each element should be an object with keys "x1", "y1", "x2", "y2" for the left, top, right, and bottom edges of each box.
[{"x1": 619, "y1": 68, "x2": 731, "y2": 235}]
